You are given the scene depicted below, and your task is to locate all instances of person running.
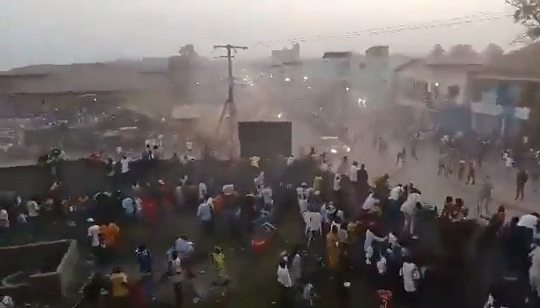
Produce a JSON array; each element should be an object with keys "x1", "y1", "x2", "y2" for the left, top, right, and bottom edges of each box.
[
  {"x1": 466, "y1": 161, "x2": 476, "y2": 185},
  {"x1": 515, "y1": 169, "x2": 529, "y2": 201},
  {"x1": 477, "y1": 176, "x2": 494, "y2": 217}
]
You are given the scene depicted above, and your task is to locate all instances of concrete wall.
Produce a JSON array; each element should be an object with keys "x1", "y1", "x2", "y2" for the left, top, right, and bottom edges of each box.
[
  {"x1": 0, "y1": 157, "x2": 324, "y2": 199},
  {"x1": 0, "y1": 240, "x2": 78, "y2": 302}
]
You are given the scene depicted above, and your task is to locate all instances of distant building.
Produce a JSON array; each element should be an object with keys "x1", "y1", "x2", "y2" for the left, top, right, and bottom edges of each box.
[
  {"x1": 390, "y1": 55, "x2": 484, "y2": 132},
  {"x1": 271, "y1": 44, "x2": 300, "y2": 66},
  {"x1": 360, "y1": 46, "x2": 390, "y2": 107},
  {"x1": 468, "y1": 42, "x2": 540, "y2": 135}
]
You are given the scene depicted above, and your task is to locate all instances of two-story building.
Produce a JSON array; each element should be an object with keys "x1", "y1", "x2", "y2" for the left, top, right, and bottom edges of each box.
[
  {"x1": 468, "y1": 42, "x2": 539, "y2": 136},
  {"x1": 390, "y1": 55, "x2": 485, "y2": 132}
]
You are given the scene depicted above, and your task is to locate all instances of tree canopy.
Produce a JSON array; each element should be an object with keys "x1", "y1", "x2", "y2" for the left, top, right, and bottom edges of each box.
[
  {"x1": 507, "y1": 0, "x2": 540, "y2": 40},
  {"x1": 429, "y1": 44, "x2": 445, "y2": 57},
  {"x1": 481, "y1": 44, "x2": 504, "y2": 61},
  {"x1": 449, "y1": 44, "x2": 477, "y2": 57}
]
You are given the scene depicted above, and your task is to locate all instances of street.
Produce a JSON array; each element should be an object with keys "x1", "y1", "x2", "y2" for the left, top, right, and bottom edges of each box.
[{"x1": 241, "y1": 67, "x2": 535, "y2": 220}]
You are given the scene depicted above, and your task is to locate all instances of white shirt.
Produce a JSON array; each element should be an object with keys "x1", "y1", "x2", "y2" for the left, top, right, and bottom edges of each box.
[
  {"x1": 518, "y1": 214, "x2": 538, "y2": 232},
  {"x1": 254, "y1": 172, "x2": 264, "y2": 187},
  {"x1": 401, "y1": 193, "x2": 420, "y2": 215},
  {"x1": 26, "y1": 201, "x2": 40, "y2": 217},
  {"x1": 261, "y1": 187, "x2": 273, "y2": 204},
  {"x1": 222, "y1": 184, "x2": 235, "y2": 195},
  {"x1": 319, "y1": 162, "x2": 329, "y2": 172},
  {"x1": 302, "y1": 283, "x2": 315, "y2": 301},
  {"x1": 198, "y1": 183, "x2": 207, "y2": 200},
  {"x1": 304, "y1": 212, "x2": 322, "y2": 232},
  {"x1": 349, "y1": 165, "x2": 358, "y2": 182},
  {"x1": 337, "y1": 160, "x2": 349, "y2": 176},
  {"x1": 333, "y1": 175, "x2": 341, "y2": 191},
  {"x1": 505, "y1": 157, "x2": 514, "y2": 168},
  {"x1": 120, "y1": 158, "x2": 130, "y2": 174},
  {"x1": 529, "y1": 247, "x2": 540, "y2": 278},
  {"x1": 376, "y1": 256, "x2": 387, "y2": 274},
  {"x1": 389, "y1": 186, "x2": 403, "y2": 201},
  {"x1": 171, "y1": 257, "x2": 183, "y2": 283},
  {"x1": 287, "y1": 156, "x2": 295, "y2": 166},
  {"x1": 296, "y1": 187, "x2": 309, "y2": 201},
  {"x1": 290, "y1": 254, "x2": 302, "y2": 280},
  {"x1": 400, "y1": 262, "x2": 421, "y2": 292},
  {"x1": 362, "y1": 194, "x2": 379, "y2": 211},
  {"x1": 277, "y1": 265, "x2": 293, "y2": 287},
  {"x1": 87, "y1": 224, "x2": 101, "y2": 247},
  {"x1": 0, "y1": 210, "x2": 8, "y2": 228},
  {"x1": 364, "y1": 229, "x2": 386, "y2": 252}
]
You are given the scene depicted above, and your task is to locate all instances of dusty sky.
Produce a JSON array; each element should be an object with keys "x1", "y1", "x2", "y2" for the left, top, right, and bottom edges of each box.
[{"x1": 3, "y1": 0, "x2": 523, "y2": 69}]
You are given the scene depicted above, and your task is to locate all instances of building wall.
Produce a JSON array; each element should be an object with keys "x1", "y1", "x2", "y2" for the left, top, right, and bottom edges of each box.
[
  {"x1": 271, "y1": 44, "x2": 300, "y2": 65},
  {"x1": 394, "y1": 62, "x2": 471, "y2": 105},
  {"x1": 469, "y1": 78, "x2": 531, "y2": 136}
]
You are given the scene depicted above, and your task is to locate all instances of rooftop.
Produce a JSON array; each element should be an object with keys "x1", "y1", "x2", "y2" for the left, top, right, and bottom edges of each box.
[{"x1": 0, "y1": 63, "x2": 172, "y2": 94}]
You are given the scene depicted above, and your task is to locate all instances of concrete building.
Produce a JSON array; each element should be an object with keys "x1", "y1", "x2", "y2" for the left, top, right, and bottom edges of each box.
[
  {"x1": 0, "y1": 51, "x2": 223, "y2": 116},
  {"x1": 271, "y1": 43, "x2": 300, "y2": 66},
  {"x1": 468, "y1": 42, "x2": 540, "y2": 135},
  {"x1": 390, "y1": 53, "x2": 485, "y2": 132},
  {"x1": 357, "y1": 46, "x2": 390, "y2": 107}
]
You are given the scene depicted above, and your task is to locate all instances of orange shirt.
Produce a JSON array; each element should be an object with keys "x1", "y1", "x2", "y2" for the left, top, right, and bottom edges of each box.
[
  {"x1": 213, "y1": 195, "x2": 224, "y2": 213},
  {"x1": 100, "y1": 223, "x2": 120, "y2": 247}
]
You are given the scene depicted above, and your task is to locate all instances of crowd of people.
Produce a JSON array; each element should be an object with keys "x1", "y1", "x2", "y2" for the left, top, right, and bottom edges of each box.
[
  {"x1": 4, "y1": 135, "x2": 540, "y2": 308},
  {"x1": 268, "y1": 149, "x2": 540, "y2": 308}
]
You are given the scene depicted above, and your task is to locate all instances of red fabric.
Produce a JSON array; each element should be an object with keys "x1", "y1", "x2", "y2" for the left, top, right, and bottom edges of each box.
[
  {"x1": 251, "y1": 238, "x2": 268, "y2": 253},
  {"x1": 377, "y1": 290, "x2": 392, "y2": 308},
  {"x1": 88, "y1": 151, "x2": 103, "y2": 163},
  {"x1": 159, "y1": 185, "x2": 173, "y2": 210},
  {"x1": 128, "y1": 284, "x2": 146, "y2": 308},
  {"x1": 141, "y1": 197, "x2": 158, "y2": 226}
]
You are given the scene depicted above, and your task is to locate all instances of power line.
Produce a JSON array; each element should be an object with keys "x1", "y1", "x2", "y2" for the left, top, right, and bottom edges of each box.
[{"x1": 252, "y1": 12, "x2": 512, "y2": 48}]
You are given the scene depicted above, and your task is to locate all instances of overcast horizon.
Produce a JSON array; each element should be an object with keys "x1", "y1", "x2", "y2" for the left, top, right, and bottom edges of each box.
[{"x1": 3, "y1": 0, "x2": 525, "y2": 70}]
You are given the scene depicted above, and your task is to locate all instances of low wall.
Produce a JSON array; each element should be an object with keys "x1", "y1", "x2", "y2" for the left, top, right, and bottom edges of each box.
[
  {"x1": 0, "y1": 240, "x2": 78, "y2": 302},
  {"x1": 0, "y1": 157, "x2": 329, "y2": 200}
]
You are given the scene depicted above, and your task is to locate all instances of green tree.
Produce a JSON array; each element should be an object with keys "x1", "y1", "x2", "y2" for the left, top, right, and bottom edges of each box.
[
  {"x1": 429, "y1": 44, "x2": 445, "y2": 58},
  {"x1": 482, "y1": 44, "x2": 504, "y2": 62},
  {"x1": 507, "y1": 0, "x2": 540, "y2": 39}
]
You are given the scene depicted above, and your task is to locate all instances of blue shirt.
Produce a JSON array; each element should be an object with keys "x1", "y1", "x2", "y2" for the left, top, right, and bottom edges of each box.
[
  {"x1": 166, "y1": 247, "x2": 175, "y2": 262},
  {"x1": 197, "y1": 202, "x2": 212, "y2": 222},
  {"x1": 136, "y1": 249, "x2": 153, "y2": 274},
  {"x1": 122, "y1": 198, "x2": 136, "y2": 215},
  {"x1": 174, "y1": 238, "x2": 194, "y2": 256}
]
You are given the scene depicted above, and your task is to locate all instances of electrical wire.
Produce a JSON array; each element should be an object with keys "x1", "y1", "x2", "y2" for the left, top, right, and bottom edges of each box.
[{"x1": 252, "y1": 12, "x2": 512, "y2": 48}]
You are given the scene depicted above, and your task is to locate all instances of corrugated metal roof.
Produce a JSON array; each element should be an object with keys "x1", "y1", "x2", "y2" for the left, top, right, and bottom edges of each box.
[
  {"x1": 1, "y1": 63, "x2": 172, "y2": 94},
  {"x1": 322, "y1": 52, "x2": 352, "y2": 59}
]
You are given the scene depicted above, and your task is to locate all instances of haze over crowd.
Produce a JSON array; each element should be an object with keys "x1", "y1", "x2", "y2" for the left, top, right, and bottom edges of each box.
[{"x1": 3, "y1": 0, "x2": 524, "y2": 69}]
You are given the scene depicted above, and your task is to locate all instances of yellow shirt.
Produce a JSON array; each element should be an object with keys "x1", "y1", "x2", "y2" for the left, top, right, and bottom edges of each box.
[
  {"x1": 210, "y1": 253, "x2": 225, "y2": 271},
  {"x1": 110, "y1": 273, "x2": 129, "y2": 297}
]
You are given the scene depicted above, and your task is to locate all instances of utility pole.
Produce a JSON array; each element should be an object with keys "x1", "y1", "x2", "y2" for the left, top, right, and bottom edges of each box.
[{"x1": 214, "y1": 44, "x2": 248, "y2": 158}]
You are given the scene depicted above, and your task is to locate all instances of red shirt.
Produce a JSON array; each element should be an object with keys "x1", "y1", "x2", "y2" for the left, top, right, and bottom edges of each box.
[
  {"x1": 141, "y1": 197, "x2": 158, "y2": 225},
  {"x1": 128, "y1": 284, "x2": 146, "y2": 308}
]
